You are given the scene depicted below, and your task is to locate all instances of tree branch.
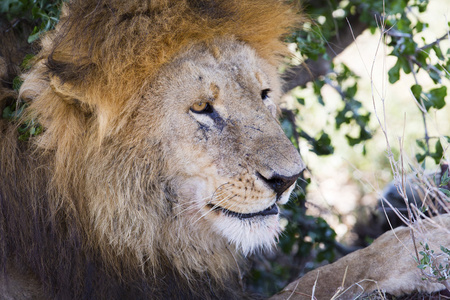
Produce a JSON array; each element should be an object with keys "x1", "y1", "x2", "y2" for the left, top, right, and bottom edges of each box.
[{"x1": 282, "y1": 15, "x2": 368, "y2": 93}]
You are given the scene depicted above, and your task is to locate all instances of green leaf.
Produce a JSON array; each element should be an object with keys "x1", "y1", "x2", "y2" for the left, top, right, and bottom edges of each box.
[
  {"x1": 296, "y1": 97, "x2": 305, "y2": 105},
  {"x1": 429, "y1": 69, "x2": 442, "y2": 84},
  {"x1": 345, "y1": 135, "x2": 360, "y2": 146},
  {"x1": 2, "y1": 105, "x2": 14, "y2": 119},
  {"x1": 2, "y1": 102, "x2": 24, "y2": 120},
  {"x1": 28, "y1": 27, "x2": 41, "y2": 43},
  {"x1": 416, "y1": 51, "x2": 428, "y2": 67},
  {"x1": 311, "y1": 132, "x2": 334, "y2": 155},
  {"x1": 424, "y1": 86, "x2": 447, "y2": 111},
  {"x1": 335, "y1": 109, "x2": 351, "y2": 128},
  {"x1": 417, "y1": 264, "x2": 427, "y2": 270},
  {"x1": 21, "y1": 54, "x2": 35, "y2": 71},
  {"x1": 416, "y1": 139, "x2": 426, "y2": 150},
  {"x1": 18, "y1": 133, "x2": 30, "y2": 141},
  {"x1": 31, "y1": 5, "x2": 41, "y2": 19},
  {"x1": 418, "y1": 1, "x2": 428, "y2": 13},
  {"x1": 433, "y1": 45, "x2": 444, "y2": 60},
  {"x1": 388, "y1": 60, "x2": 401, "y2": 83},
  {"x1": 34, "y1": 125, "x2": 43, "y2": 136},
  {"x1": 12, "y1": 76, "x2": 23, "y2": 92},
  {"x1": 313, "y1": 81, "x2": 325, "y2": 105},
  {"x1": 416, "y1": 153, "x2": 426, "y2": 163},
  {"x1": 441, "y1": 168, "x2": 450, "y2": 186},
  {"x1": 402, "y1": 39, "x2": 417, "y2": 56},
  {"x1": 346, "y1": 84, "x2": 357, "y2": 99},
  {"x1": 280, "y1": 119, "x2": 293, "y2": 140},
  {"x1": 441, "y1": 246, "x2": 450, "y2": 256},
  {"x1": 411, "y1": 84, "x2": 422, "y2": 101},
  {"x1": 435, "y1": 139, "x2": 443, "y2": 158},
  {"x1": 400, "y1": 56, "x2": 412, "y2": 74},
  {"x1": 415, "y1": 21, "x2": 424, "y2": 32},
  {"x1": 0, "y1": 0, "x2": 14, "y2": 13},
  {"x1": 439, "y1": 188, "x2": 450, "y2": 197}
]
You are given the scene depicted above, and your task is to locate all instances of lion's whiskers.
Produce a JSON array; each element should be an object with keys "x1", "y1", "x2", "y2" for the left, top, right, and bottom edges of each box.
[
  {"x1": 172, "y1": 194, "x2": 215, "y2": 217},
  {"x1": 191, "y1": 184, "x2": 236, "y2": 224},
  {"x1": 192, "y1": 192, "x2": 235, "y2": 224},
  {"x1": 173, "y1": 182, "x2": 234, "y2": 221}
]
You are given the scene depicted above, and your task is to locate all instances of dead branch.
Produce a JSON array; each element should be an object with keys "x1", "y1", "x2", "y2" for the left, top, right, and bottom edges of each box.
[{"x1": 282, "y1": 14, "x2": 368, "y2": 93}]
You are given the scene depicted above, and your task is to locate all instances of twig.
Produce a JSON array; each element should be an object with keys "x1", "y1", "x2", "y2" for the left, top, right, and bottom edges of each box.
[
  {"x1": 384, "y1": 29, "x2": 412, "y2": 38},
  {"x1": 407, "y1": 59, "x2": 430, "y2": 154},
  {"x1": 286, "y1": 278, "x2": 302, "y2": 300},
  {"x1": 310, "y1": 271, "x2": 320, "y2": 300},
  {"x1": 418, "y1": 34, "x2": 449, "y2": 52}
]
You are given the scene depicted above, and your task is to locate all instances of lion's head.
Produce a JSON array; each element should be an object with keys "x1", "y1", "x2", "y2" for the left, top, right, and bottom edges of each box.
[
  {"x1": 154, "y1": 39, "x2": 304, "y2": 255},
  {"x1": 1, "y1": 0, "x2": 303, "y2": 297}
]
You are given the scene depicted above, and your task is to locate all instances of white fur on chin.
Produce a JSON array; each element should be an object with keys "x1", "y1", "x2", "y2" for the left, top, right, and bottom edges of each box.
[{"x1": 213, "y1": 213, "x2": 281, "y2": 256}]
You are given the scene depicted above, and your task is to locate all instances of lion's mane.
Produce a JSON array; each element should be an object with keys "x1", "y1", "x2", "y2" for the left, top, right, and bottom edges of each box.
[{"x1": 0, "y1": 0, "x2": 299, "y2": 299}]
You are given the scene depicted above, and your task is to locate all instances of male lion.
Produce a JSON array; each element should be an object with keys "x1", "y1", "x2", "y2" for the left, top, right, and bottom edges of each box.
[{"x1": 0, "y1": 0, "x2": 449, "y2": 299}]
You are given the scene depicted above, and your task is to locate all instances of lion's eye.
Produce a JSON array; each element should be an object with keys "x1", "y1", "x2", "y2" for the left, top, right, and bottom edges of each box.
[
  {"x1": 261, "y1": 89, "x2": 271, "y2": 101},
  {"x1": 190, "y1": 101, "x2": 212, "y2": 114}
]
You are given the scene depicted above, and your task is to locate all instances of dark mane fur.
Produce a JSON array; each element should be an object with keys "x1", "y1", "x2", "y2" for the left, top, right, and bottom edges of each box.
[{"x1": 0, "y1": 134, "x2": 242, "y2": 299}]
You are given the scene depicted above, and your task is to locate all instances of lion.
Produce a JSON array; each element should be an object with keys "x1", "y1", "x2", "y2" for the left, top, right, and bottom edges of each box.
[{"x1": 0, "y1": 0, "x2": 449, "y2": 299}]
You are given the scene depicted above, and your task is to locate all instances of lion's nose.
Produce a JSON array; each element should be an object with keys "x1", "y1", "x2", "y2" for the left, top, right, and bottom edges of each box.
[{"x1": 257, "y1": 172, "x2": 301, "y2": 197}]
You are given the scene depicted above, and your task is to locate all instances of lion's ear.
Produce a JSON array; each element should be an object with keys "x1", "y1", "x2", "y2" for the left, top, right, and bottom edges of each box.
[
  {"x1": 43, "y1": 30, "x2": 98, "y2": 111},
  {"x1": 49, "y1": 75, "x2": 92, "y2": 113},
  {"x1": 49, "y1": 71, "x2": 127, "y2": 142}
]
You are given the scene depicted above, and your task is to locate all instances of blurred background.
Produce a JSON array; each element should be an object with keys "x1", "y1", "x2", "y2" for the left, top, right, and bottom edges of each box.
[{"x1": 294, "y1": 0, "x2": 450, "y2": 241}]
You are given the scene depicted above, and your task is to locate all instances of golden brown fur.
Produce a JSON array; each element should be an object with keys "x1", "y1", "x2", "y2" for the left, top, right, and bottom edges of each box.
[{"x1": 27, "y1": 0, "x2": 298, "y2": 143}]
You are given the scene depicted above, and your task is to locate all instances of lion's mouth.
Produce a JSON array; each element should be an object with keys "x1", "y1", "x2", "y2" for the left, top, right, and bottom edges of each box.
[{"x1": 207, "y1": 203, "x2": 279, "y2": 219}]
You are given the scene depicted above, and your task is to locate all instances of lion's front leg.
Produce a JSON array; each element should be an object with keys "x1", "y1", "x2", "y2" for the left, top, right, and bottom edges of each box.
[{"x1": 271, "y1": 214, "x2": 450, "y2": 299}]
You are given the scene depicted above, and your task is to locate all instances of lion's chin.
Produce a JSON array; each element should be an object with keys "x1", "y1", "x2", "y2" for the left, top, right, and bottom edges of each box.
[{"x1": 212, "y1": 212, "x2": 281, "y2": 256}]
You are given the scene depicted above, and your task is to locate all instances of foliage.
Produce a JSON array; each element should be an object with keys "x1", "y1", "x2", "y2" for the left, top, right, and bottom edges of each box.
[
  {"x1": 0, "y1": 1, "x2": 55, "y2": 139},
  {"x1": 2, "y1": 100, "x2": 43, "y2": 141},
  {"x1": 439, "y1": 168, "x2": 450, "y2": 197},
  {"x1": 416, "y1": 243, "x2": 450, "y2": 290},
  {"x1": 1, "y1": 61, "x2": 42, "y2": 141},
  {"x1": 289, "y1": 0, "x2": 449, "y2": 164},
  {"x1": 0, "y1": 0, "x2": 61, "y2": 43}
]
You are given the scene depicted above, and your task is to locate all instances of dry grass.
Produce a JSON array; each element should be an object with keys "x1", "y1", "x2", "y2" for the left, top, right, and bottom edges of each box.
[{"x1": 367, "y1": 3, "x2": 450, "y2": 295}]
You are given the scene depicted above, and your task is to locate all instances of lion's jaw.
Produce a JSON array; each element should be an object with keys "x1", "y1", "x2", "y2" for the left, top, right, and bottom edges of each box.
[{"x1": 153, "y1": 40, "x2": 305, "y2": 255}]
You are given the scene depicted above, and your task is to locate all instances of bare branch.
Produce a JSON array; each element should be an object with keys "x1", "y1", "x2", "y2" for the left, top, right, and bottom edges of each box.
[
  {"x1": 282, "y1": 15, "x2": 368, "y2": 93},
  {"x1": 418, "y1": 33, "x2": 448, "y2": 52}
]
